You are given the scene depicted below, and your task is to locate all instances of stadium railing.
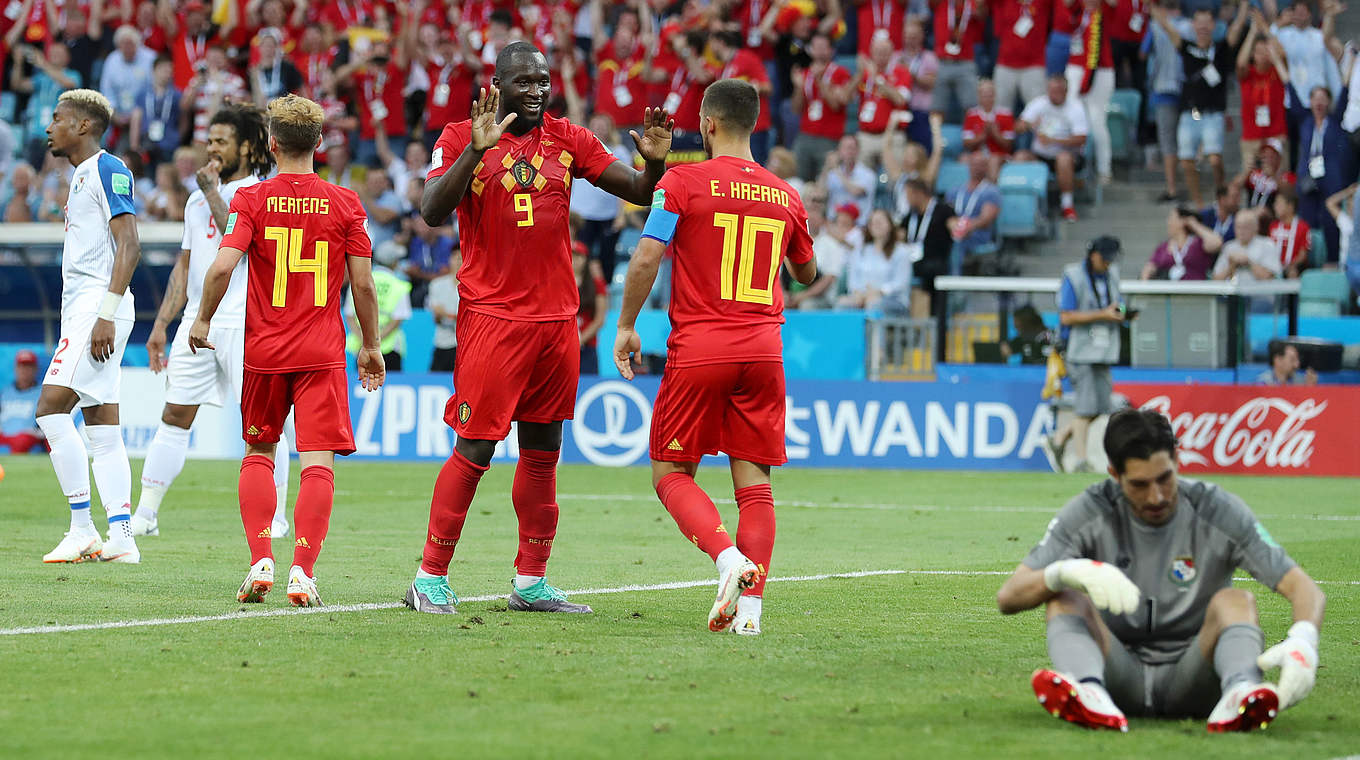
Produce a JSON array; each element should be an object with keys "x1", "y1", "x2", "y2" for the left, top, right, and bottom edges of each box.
[
  {"x1": 933, "y1": 276, "x2": 1303, "y2": 367},
  {"x1": 865, "y1": 316, "x2": 936, "y2": 380}
]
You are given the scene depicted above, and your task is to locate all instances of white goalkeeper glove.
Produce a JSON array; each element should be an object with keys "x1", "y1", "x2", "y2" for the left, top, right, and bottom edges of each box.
[
  {"x1": 1256, "y1": 621, "x2": 1319, "y2": 709},
  {"x1": 1043, "y1": 559, "x2": 1141, "y2": 615}
]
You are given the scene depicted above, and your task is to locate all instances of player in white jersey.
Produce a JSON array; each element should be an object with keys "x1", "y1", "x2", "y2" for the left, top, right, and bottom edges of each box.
[
  {"x1": 35, "y1": 90, "x2": 142, "y2": 564},
  {"x1": 130, "y1": 103, "x2": 293, "y2": 538}
]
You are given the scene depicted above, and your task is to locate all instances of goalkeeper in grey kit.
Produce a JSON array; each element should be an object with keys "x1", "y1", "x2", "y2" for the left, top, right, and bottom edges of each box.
[{"x1": 996, "y1": 409, "x2": 1325, "y2": 733}]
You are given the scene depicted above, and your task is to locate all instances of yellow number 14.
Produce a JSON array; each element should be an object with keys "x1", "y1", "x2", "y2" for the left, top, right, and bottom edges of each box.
[
  {"x1": 713, "y1": 213, "x2": 786, "y2": 305},
  {"x1": 264, "y1": 226, "x2": 329, "y2": 308}
]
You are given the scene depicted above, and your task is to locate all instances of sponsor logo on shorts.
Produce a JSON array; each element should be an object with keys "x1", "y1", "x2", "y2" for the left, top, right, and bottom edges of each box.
[
  {"x1": 247, "y1": 425, "x2": 261, "y2": 436},
  {"x1": 457, "y1": 401, "x2": 471, "y2": 425},
  {"x1": 666, "y1": 438, "x2": 683, "y2": 452},
  {"x1": 1168, "y1": 555, "x2": 1196, "y2": 587},
  {"x1": 429, "y1": 534, "x2": 457, "y2": 547}
]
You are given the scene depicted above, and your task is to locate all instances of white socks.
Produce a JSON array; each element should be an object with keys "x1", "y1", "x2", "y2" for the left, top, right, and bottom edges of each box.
[
  {"x1": 416, "y1": 569, "x2": 442, "y2": 580},
  {"x1": 736, "y1": 595, "x2": 762, "y2": 619},
  {"x1": 36, "y1": 413, "x2": 95, "y2": 531},
  {"x1": 1061, "y1": 192, "x2": 1074, "y2": 208},
  {"x1": 86, "y1": 425, "x2": 132, "y2": 530},
  {"x1": 513, "y1": 574, "x2": 542, "y2": 590},
  {"x1": 138, "y1": 422, "x2": 192, "y2": 517},
  {"x1": 715, "y1": 545, "x2": 745, "y2": 579}
]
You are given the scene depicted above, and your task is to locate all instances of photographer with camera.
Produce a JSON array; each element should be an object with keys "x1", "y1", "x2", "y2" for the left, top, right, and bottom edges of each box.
[{"x1": 1142, "y1": 206, "x2": 1224, "y2": 281}]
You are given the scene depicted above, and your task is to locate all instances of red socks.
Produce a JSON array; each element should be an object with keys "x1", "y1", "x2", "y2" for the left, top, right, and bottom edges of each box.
[
  {"x1": 656, "y1": 472, "x2": 735, "y2": 561},
  {"x1": 421, "y1": 450, "x2": 488, "y2": 576},
  {"x1": 239, "y1": 455, "x2": 276, "y2": 563},
  {"x1": 512, "y1": 448, "x2": 560, "y2": 576},
  {"x1": 292, "y1": 465, "x2": 335, "y2": 577},
  {"x1": 735, "y1": 484, "x2": 776, "y2": 596}
]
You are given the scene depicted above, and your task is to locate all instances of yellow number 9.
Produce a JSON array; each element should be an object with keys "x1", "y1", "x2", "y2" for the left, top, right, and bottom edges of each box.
[{"x1": 514, "y1": 193, "x2": 534, "y2": 227}]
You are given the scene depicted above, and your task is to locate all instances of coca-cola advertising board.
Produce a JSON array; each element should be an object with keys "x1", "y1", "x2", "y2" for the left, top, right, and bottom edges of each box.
[{"x1": 1118, "y1": 384, "x2": 1360, "y2": 476}]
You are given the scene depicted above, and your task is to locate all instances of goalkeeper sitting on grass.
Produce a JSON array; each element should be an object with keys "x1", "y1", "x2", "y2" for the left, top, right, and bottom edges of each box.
[{"x1": 996, "y1": 408, "x2": 1326, "y2": 734}]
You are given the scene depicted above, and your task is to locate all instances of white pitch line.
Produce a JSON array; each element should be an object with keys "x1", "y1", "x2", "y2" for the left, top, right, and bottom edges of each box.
[{"x1": 0, "y1": 569, "x2": 906, "y2": 637}]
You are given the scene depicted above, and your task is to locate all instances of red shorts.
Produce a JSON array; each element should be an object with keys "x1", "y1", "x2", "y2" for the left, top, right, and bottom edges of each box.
[
  {"x1": 445, "y1": 310, "x2": 579, "y2": 439},
  {"x1": 649, "y1": 361, "x2": 787, "y2": 465},
  {"x1": 241, "y1": 367, "x2": 355, "y2": 455},
  {"x1": 0, "y1": 432, "x2": 46, "y2": 453}
]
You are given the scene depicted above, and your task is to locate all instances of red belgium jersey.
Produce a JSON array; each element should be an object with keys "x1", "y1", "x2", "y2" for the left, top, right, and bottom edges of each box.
[
  {"x1": 220, "y1": 173, "x2": 372, "y2": 374},
  {"x1": 428, "y1": 113, "x2": 620, "y2": 321},
  {"x1": 652, "y1": 156, "x2": 815, "y2": 368}
]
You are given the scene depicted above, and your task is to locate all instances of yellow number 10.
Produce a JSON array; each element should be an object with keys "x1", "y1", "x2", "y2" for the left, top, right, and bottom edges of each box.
[
  {"x1": 265, "y1": 226, "x2": 328, "y2": 308},
  {"x1": 713, "y1": 213, "x2": 786, "y2": 305}
]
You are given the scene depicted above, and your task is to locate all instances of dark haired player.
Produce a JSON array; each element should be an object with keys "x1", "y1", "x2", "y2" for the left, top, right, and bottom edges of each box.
[
  {"x1": 996, "y1": 409, "x2": 1326, "y2": 732},
  {"x1": 190, "y1": 94, "x2": 386, "y2": 607},
  {"x1": 132, "y1": 103, "x2": 293, "y2": 539},
  {"x1": 406, "y1": 41, "x2": 674, "y2": 615},
  {"x1": 614, "y1": 79, "x2": 817, "y2": 635}
]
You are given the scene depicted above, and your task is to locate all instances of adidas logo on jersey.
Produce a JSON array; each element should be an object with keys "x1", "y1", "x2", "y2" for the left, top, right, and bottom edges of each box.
[{"x1": 667, "y1": 438, "x2": 684, "y2": 451}]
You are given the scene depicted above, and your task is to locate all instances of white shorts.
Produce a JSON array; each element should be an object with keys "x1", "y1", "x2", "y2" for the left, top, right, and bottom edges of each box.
[
  {"x1": 165, "y1": 324, "x2": 245, "y2": 407},
  {"x1": 43, "y1": 311, "x2": 134, "y2": 407}
]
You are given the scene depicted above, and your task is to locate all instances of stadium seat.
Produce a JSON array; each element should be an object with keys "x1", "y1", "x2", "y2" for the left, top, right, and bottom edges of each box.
[
  {"x1": 939, "y1": 124, "x2": 965, "y2": 159},
  {"x1": 935, "y1": 160, "x2": 968, "y2": 196},
  {"x1": 1308, "y1": 228, "x2": 1327, "y2": 269},
  {"x1": 1106, "y1": 89, "x2": 1141, "y2": 164},
  {"x1": 1298, "y1": 270, "x2": 1351, "y2": 317},
  {"x1": 997, "y1": 162, "x2": 1050, "y2": 240}
]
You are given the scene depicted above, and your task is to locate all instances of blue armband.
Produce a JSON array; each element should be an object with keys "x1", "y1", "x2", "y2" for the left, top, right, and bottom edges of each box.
[{"x1": 641, "y1": 207, "x2": 680, "y2": 245}]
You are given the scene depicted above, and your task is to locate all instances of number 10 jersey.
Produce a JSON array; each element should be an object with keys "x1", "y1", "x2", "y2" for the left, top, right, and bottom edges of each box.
[
  {"x1": 646, "y1": 156, "x2": 815, "y2": 368},
  {"x1": 219, "y1": 172, "x2": 372, "y2": 374}
]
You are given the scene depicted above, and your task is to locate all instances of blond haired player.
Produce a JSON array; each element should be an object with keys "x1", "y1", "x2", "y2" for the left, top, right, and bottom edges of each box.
[
  {"x1": 36, "y1": 89, "x2": 143, "y2": 564},
  {"x1": 191, "y1": 95, "x2": 385, "y2": 606}
]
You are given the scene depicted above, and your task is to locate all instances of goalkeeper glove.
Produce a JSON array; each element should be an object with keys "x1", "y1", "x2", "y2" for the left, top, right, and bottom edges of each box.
[
  {"x1": 1043, "y1": 559, "x2": 1141, "y2": 615},
  {"x1": 1257, "y1": 621, "x2": 1319, "y2": 709}
]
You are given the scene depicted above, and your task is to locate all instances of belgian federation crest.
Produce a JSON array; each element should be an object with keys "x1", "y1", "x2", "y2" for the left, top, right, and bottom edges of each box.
[
  {"x1": 510, "y1": 158, "x2": 537, "y2": 189},
  {"x1": 457, "y1": 401, "x2": 471, "y2": 425},
  {"x1": 1168, "y1": 556, "x2": 1197, "y2": 587}
]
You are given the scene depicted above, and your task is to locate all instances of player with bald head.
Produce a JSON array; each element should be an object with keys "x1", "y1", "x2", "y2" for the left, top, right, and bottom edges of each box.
[
  {"x1": 407, "y1": 41, "x2": 675, "y2": 616},
  {"x1": 614, "y1": 79, "x2": 817, "y2": 635}
]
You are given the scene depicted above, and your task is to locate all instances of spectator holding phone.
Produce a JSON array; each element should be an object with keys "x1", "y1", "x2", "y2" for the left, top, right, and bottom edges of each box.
[{"x1": 1142, "y1": 206, "x2": 1223, "y2": 280}]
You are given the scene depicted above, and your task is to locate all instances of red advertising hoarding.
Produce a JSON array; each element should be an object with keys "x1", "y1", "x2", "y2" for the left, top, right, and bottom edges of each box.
[{"x1": 1116, "y1": 384, "x2": 1360, "y2": 476}]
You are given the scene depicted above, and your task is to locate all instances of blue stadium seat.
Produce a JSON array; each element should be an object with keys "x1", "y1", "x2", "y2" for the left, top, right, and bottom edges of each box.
[
  {"x1": 1107, "y1": 89, "x2": 1141, "y2": 165},
  {"x1": 1308, "y1": 228, "x2": 1327, "y2": 269},
  {"x1": 997, "y1": 162, "x2": 1051, "y2": 241},
  {"x1": 935, "y1": 160, "x2": 968, "y2": 196},
  {"x1": 1298, "y1": 270, "x2": 1351, "y2": 317},
  {"x1": 939, "y1": 124, "x2": 965, "y2": 159},
  {"x1": 0, "y1": 266, "x2": 46, "y2": 314}
]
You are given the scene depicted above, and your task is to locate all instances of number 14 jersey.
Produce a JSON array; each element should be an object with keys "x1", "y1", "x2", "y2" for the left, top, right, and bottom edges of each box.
[
  {"x1": 220, "y1": 172, "x2": 372, "y2": 374},
  {"x1": 649, "y1": 156, "x2": 814, "y2": 368}
]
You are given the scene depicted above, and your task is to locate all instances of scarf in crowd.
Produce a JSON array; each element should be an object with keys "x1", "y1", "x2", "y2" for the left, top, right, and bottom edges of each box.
[{"x1": 1076, "y1": 8, "x2": 1104, "y2": 94}]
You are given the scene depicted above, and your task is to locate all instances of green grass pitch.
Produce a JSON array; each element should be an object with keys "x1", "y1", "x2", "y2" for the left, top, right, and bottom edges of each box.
[{"x1": 0, "y1": 456, "x2": 1356, "y2": 759}]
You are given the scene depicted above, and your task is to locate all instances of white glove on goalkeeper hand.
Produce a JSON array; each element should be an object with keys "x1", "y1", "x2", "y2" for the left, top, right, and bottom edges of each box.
[
  {"x1": 1043, "y1": 559, "x2": 1141, "y2": 615},
  {"x1": 1257, "y1": 621, "x2": 1319, "y2": 709}
]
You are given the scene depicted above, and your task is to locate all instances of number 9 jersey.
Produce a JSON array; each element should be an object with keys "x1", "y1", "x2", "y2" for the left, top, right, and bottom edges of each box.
[
  {"x1": 219, "y1": 173, "x2": 372, "y2": 374},
  {"x1": 643, "y1": 156, "x2": 815, "y2": 368}
]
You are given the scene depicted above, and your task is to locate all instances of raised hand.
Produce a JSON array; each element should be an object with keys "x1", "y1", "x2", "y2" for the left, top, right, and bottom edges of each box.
[
  {"x1": 470, "y1": 86, "x2": 516, "y2": 151},
  {"x1": 629, "y1": 107, "x2": 674, "y2": 163},
  {"x1": 195, "y1": 157, "x2": 221, "y2": 193}
]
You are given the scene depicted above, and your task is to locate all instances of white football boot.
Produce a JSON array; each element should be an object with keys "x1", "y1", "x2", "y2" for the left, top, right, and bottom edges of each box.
[
  {"x1": 1031, "y1": 670, "x2": 1129, "y2": 732},
  {"x1": 101, "y1": 523, "x2": 140, "y2": 564},
  {"x1": 286, "y1": 565, "x2": 323, "y2": 607},
  {"x1": 42, "y1": 528, "x2": 103, "y2": 563},
  {"x1": 1206, "y1": 681, "x2": 1279, "y2": 733},
  {"x1": 708, "y1": 557, "x2": 759, "y2": 632},
  {"x1": 730, "y1": 595, "x2": 763, "y2": 636},
  {"x1": 237, "y1": 558, "x2": 276, "y2": 603},
  {"x1": 129, "y1": 510, "x2": 158, "y2": 537}
]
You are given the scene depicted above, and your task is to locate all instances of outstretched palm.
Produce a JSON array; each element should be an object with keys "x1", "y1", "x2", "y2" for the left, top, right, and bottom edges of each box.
[
  {"x1": 470, "y1": 85, "x2": 517, "y2": 151},
  {"x1": 630, "y1": 107, "x2": 675, "y2": 163}
]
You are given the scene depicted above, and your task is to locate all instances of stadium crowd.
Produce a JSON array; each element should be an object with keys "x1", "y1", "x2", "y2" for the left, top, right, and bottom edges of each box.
[{"x1": 0, "y1": 0, "x2": 1358, "y2": 369}]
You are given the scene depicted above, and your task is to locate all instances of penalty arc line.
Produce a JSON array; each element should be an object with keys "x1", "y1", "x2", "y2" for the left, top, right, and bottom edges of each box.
[{"x1": 3, "y1": 569, "x2": 1355, "y2": 637}]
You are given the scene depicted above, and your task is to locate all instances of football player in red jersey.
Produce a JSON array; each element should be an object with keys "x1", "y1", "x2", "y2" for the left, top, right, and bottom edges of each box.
[
  {"x1": 406, "y1": 41, "x2": 674, "y2": 615},
  {"x1": 189, "y1": 94, "x2": 386, "y2": 608},
  {"x1": 613, "y1": 79, "x2": 817, "y2": 636}
]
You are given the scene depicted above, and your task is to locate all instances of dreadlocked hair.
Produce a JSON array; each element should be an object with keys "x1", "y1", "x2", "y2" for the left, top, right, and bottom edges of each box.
[{"x1": 210, "y1": 102, "x2": 274, "y2": 177}]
